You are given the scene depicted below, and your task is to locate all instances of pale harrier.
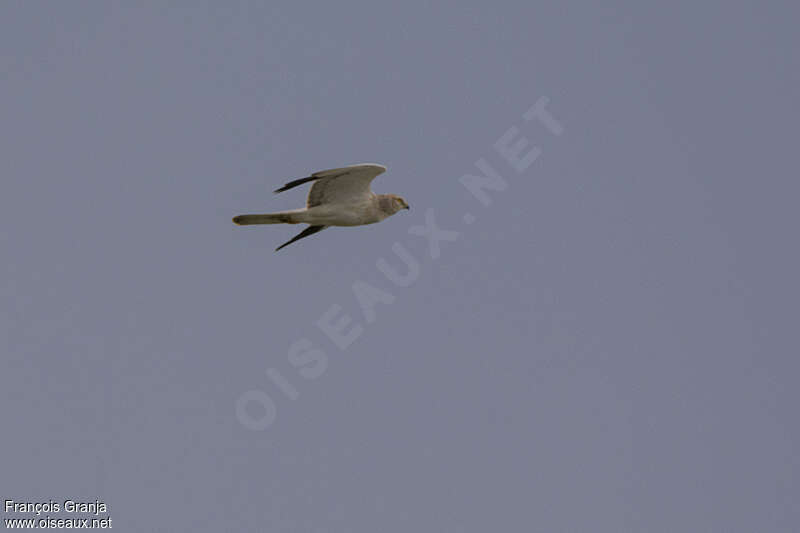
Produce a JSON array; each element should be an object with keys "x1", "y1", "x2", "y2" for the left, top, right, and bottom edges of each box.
[{"x1": 233, "y1": 163, "x2": 409, "y2": 251}]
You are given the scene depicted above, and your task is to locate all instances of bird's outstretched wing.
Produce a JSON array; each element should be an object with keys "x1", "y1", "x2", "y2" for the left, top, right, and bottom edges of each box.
[
  {"x1": 274, "y1": 163, "x2": 387, "y2": 207},
  {"x1": 275, "y1": 225, "x2": 328, "y2": 251}
]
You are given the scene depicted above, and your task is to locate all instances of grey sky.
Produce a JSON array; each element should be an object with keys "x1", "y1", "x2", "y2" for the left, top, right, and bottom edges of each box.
[{"x1": 2, "y1": 2, "x2": 798, "y2": 531}]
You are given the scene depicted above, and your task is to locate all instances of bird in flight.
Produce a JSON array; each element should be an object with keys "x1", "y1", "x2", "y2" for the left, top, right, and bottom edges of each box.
[{"x1": 233, "y1": 163, "x2": 409, "y2": 251}]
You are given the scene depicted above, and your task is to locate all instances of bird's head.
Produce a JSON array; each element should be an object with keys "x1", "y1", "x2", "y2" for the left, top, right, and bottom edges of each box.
[
  {"x1": 380, "y1": 194, "x2": 410, "y2": 215},
  {"x1": 393, "y1": 196, "x2": 410, "y2": 211}
]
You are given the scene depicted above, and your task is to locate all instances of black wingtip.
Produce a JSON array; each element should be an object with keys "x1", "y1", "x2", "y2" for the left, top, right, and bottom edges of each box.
[
  {"x1": 274, "y1": 225, "x2": 327, "y2": 252},
  {"x1": 274, "y1": 175, "x2": 317, "y2": 194}
]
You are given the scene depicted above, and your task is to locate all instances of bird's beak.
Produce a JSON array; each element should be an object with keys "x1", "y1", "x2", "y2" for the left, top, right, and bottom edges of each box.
[{"x1": 405, "y1": 205, "x2": 410, "y2": 210}]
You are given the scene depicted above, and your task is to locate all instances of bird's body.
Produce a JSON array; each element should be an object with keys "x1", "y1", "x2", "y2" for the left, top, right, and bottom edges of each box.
[{"x1": 233, "y1": 163, "x2": 409, "y2": 250}]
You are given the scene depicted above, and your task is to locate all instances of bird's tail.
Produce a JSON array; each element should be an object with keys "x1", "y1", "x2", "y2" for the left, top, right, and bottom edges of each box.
[{"x1": 232, "y1": 211, "x2": 303, "y2": 225}]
